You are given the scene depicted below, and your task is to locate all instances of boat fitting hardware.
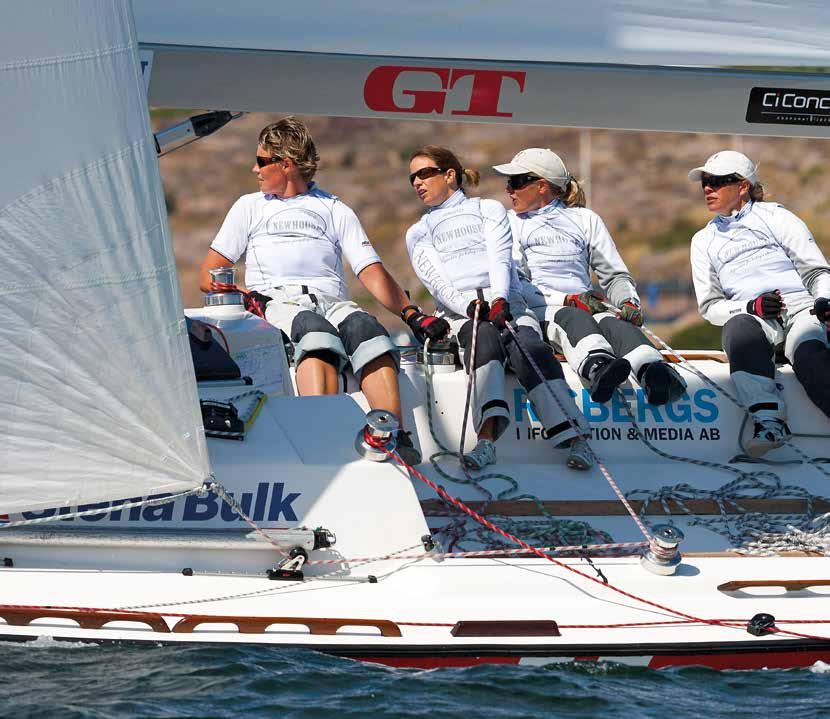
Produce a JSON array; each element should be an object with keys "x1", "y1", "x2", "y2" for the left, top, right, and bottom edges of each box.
[
  {"x1": 640, "y1": 524, "x2": 684, "y2": 575},
  {"x1": 747, "y1": 613, "x2": 777, "y2": 636},
  {"x1": 182, "y1": 567, "x2": 193, "y2": 576},
  {"x1": 421, "y1": 534, "x2": 436, "y2": 552},
  {"x1": 267, "y1": 547, "x2": 308, "y2": 581},
  {"x1": 204, "y1": 267, "x2": 243, "y2": 306},
  {"x1": 354, "y1": 409, "x2": 399, "y2": 461},
  {"x1": 313, "y1": 528, "x2": 336, "y2": 550},
  {"x1": 3, "y1": 557, "x2": 12, "y2": 568}
]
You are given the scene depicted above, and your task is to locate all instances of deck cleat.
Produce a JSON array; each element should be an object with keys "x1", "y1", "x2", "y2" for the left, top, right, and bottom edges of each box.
[
  {"x1": 354, "y1": 409, "x2": 399, "y2": 461},
  {"x1": 267, "y1": 547, "x2": 308, "y2": 581},
  {"x1": 640, "y1": 524, "x2": 685, "y2": 575}
]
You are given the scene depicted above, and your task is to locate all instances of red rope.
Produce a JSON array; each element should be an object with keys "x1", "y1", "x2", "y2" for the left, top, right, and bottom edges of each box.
[
  {"x1": 209, "y1": 281, "x2": 266, "y2": 319},
  {"x1": 367, "y1": 434, "x2": 830, "y2": 644}
]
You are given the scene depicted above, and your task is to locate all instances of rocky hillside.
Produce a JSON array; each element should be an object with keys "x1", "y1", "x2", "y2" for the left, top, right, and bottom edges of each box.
[{"x1": 156, "y1": 112, "x2": 830, "y2": 339}]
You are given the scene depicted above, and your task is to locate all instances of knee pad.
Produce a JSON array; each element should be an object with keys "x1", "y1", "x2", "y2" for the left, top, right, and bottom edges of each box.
[
  {"x1": 553, "y1": 306, "x2": 602, "y2": 346},
  {"x1": 290, "y1": 310, "x2": 338, "y2": 344},
  {"x1": 507, "y1": 325, "x2": 563, "y2": 389},
  {"x1": 793, "y1": 340, "x2": 830, "y2": 417},
  {"x1": 722, "y1": 315, "x2": 775, "y2": 377},
  {"x1": 457, "y1": 320, "x2": 505, "y2": 370},
  {"x1": 337, "y1": 311, "x2": 398, "y2": 376}
]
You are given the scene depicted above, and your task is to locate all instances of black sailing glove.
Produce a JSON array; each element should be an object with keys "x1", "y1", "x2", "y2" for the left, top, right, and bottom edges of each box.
[
  {"x1": 466, "y1": 299, "x2": 490, "y2": 320},
  {"x1": 405, "y1": 310, "x2": 450, "y2": 344},
  {"x1": 813, "y1": 297, "x2": 830, "y2": 323},
  {"x1": 746, "y1": 290, "x2": 784, "y2": 320}
]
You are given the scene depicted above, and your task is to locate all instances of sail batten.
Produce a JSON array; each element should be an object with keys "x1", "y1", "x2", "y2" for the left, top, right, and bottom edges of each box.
[{"x1": 0, "y1": 1, "x2": 209, "y2": 515}]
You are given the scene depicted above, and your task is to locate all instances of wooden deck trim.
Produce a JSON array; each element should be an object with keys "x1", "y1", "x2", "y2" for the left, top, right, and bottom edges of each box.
[{"x1": 170, "y1": 615, "x2": 402, "y2": 636}]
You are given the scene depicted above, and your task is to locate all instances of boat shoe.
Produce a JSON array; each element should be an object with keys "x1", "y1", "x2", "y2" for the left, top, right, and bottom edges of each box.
[
  {"x1": 588, "y1": 357, "x2": 631, "y2": 403},
  {"x1": 395, "y1": 430, "x2": 422, "y2": 465},
  {"x1": 462, "y1": 438, "x2": 497, "y2": 470},
  {"x1": 744, "y1": 419, "x2": 791, "y2": 458},
  {"x1": 566, "y1": 437, "x2": 595, "y2": 471},
  {"x1": 641, "y1": 361, "x2": 687, "y2": 406}
]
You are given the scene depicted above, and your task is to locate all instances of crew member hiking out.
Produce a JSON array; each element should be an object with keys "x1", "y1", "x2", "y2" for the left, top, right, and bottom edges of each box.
[
  {"x1": 199, "y1": 117, "x2": 443, "y2": 465},
  {"x1": 494, "y1": 148, "x2": 686, "y2": 406},
  {"x1": 404, "y1": 145, "x2": 592, "y2": 471},
  {"x1": 688, "y1": 150, "x2": 830, "y2": 457}
]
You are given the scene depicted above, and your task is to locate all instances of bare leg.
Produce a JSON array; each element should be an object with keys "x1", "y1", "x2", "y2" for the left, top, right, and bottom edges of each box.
[
  {"x1": 296, "y1": 355, "x2": 339, "y2": 396},
  {"x1": 359, "y1": 354, "x2": 403, "y2": 428},
  {"x1": 477, "y1": 417, "x2": 497, "y2": 441}
]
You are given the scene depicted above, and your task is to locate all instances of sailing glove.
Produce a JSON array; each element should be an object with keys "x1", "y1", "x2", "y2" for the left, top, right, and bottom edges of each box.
[
  {"x1": 404, "y1": 309, "x2": 450, "y2": 344},
  {"x1": 565, "y1": 290, "x2": 607, "y2": 315},
  {"x1": 619, "y1": 299, "x2": 644, "y2": 327},
  {"x1": 488, "y1": 298, "x2": 512, "y2": 329},
  {"x1": 814, "y1": 297, "x2": 830, "y2": 323},
  {"x1": 466, "y1": 299, "x2": 490, "y2": 320},
  {"x1": 747, "y1": 290, "x2": 784, "y2": 319},
  {"x1": 243, "y1": 291, "x2": 272, "y2": 318}
]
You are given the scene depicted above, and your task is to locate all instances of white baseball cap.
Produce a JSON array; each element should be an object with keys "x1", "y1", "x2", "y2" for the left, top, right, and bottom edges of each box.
[
  {"x1": 688, "y1": 150, "x2": 757, "y2": 186},
  {"x1": 493, "y1": 148, "x2": 571, "y2": 189}
]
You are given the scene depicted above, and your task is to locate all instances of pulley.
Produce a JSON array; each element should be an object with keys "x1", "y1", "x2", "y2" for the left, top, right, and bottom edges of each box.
[
  {"x1": 354, "y1": 409, "x2": 399, "y2": 461},
  {"x1": 640, "y1": 524, "x2": 684, "y2": 575}
]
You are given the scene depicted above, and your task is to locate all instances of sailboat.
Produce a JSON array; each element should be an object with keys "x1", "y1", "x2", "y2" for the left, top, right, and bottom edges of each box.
[{"x1": 2, "y1": 0, "x2": 830, "y2": 670}]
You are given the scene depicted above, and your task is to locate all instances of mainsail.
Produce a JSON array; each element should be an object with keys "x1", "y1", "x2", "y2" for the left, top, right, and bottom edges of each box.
[{"x1": 0, "y1": 0, "x2": 209, "y2": 514}]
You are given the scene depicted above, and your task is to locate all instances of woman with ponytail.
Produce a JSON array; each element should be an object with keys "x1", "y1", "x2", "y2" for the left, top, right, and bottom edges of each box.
[
  {"x1": 404, "y1": 146, "x2": 592, "y2": 471},
  {"x1": 494, "y1": 148, "x2": 686, "y2": 407}
]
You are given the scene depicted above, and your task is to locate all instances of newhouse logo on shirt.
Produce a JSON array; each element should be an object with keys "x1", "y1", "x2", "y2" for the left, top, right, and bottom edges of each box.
[
  {"x1": 267, "y1": 207, "x2": 327, "y2": 240},
  {"x1": 430, "y1": 213, "x2": 483, "y2": 252}
]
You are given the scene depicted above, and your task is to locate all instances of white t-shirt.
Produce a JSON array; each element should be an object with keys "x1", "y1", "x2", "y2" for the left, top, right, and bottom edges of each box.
[
  {"x1": 211, "y1": 185, "x2": 382, "y2": 299},
  {"x1": 509, "y1": 200, "x2": 638, "y2": 307},
  {"x1": 691, "y1": 201, "x2": 830, "y2": 325},
  {"x1": 405, "y1": 190, "x2": 518, "y2": 317}
]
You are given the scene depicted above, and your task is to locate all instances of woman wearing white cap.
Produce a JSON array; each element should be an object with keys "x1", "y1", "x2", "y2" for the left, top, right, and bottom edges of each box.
[
  {"x1": 493, "y1": 148, "x2": 686, "y2": 407},
  {"x1": 405, "y1": 145, "x2": 592, "y2": 471},
  {"x1": 688, "y1": 150, "x2": 830, "y2": 457}
]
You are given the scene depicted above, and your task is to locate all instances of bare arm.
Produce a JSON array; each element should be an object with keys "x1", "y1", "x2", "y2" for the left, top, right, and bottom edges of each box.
[
  {"x1": 357, "y1": 261, "x2": 411, "y2": 318},
  {"x1": 199, "y1": 248, "x2": 236, "y2": 292}
]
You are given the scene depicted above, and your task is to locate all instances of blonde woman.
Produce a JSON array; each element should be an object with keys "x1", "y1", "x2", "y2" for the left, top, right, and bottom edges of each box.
[
  {"x1": 494, "y1": 148, "x2": 686, "y2": 407},
  {"x1": 404, "y1": 145, "x2": 592, "y2": 471},
  {"x1": 688, "y1": 150, "x2": 830, "y2": 456}
]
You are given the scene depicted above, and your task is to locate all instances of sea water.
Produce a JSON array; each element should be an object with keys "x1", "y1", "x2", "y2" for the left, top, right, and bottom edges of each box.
[{"x1": 1, "y1": 641, "x2": 829, "y2": 718}]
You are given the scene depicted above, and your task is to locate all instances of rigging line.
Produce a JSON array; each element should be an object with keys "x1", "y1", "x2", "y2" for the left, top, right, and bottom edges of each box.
[
  {"x1": 371, "y1": 436, "x2": 830, "y2": 644},
  {"x1": 503, "y1": 322, "x2": 653, "y2": 544},
  {"x1": 0, "y1": 485, "x2": 205, "y2": 528},
  {"x1": 458, "y1": 299, "x2": 480, "y2": 460}
]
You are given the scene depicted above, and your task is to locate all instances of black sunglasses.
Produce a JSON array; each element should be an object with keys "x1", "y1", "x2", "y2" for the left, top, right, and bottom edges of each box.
[
  {"x1": 256, "y1": 155, "x2": 283, "y2": 168},
  {"x1": 409, "y1": 166, "x2": 445, "y2": 185},
  {"x1": 506, "y1": 173, "x2": 542, "y2": 191},
  {"x1": 701, "y1": 173, "x2": 742, "y2": 190}
]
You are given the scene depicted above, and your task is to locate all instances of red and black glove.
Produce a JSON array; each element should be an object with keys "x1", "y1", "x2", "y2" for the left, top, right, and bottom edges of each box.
[
  {"x1": 565, "y1": 290, "x2": 607, "y2": 315},
  {"x1": 619, "y1": 299, "x2": 644, "y2": 327},
  {"x1": 243, "y1": 291, "x2": 272, "y2": 318},
  {"x1": 747, "y1": 290, "x2": 784, "y2": 319},
  {"x1": 466, "y1": 299, "x2": 490, "y2": 320},
  {"x1": 404, "y1": 309, "x2": 450, "y2": 344},
  {"x1": 488, "y1": 297, "x2": 512, "y2": 329},
  {"x1": 813, "y1": 297, "x2": 830, "y2": 323}
]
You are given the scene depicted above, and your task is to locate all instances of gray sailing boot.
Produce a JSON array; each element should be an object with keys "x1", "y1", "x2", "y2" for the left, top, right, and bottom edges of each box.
[
  {"x1": 639, "y1": 361, "x2": 687, "y2": 406},
  {"x1": 744, "y1": 419, "x2": 791, "y2": 458},
  {"x1": 566, "y1": 437, "x2": 595, "y2": 471},
  {"x1": 462, "y1": 438, "x2": 497, "y2": 470},
  {"x1": 586, "y1": 356, "x2": 631, "y2": 403}
]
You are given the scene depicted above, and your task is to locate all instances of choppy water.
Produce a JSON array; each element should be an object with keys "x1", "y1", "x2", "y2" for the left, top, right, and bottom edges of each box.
[{"x1": 2, "y1": 639, "x2": 829, "y2": 719}]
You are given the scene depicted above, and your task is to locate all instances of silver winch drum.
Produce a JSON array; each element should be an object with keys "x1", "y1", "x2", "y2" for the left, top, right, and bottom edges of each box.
[
  {"x1": 204, "y1": 267, "x2": 243, "y2": 306},
  {"x1": 354, "y1": 409, "x2": 399, "y2": 461},
  {"x1": 640, "y1": 524, "x2": 685, "y2": 576}
]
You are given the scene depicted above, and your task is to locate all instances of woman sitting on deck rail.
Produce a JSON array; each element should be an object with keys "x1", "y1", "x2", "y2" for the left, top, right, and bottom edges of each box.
[
  {"x1": 688, "y1": 150, "x2": 830, "y2": 457},
  {"x1": 492, "y1": 148, "x2": 687, "y2": 406},
  {"x1": 403, "y1": 145, "x2": 592, "y2": 471}
]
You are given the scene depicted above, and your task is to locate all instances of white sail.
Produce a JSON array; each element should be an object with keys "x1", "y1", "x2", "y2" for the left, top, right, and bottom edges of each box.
[
  {"x1": 134, "y1": 0, "x2": 830, "y2": 138},
  {"x1": 0, "y1": 0, "x2": 210, "y2": 514}
]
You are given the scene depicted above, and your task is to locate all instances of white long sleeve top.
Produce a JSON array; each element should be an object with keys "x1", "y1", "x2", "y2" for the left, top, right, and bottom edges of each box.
[
  {"x1": 406, "y1": 190, "x2": 519, "y2": 317},
  {"x1": 690, "y1": 201, "x2": 830, "y2": 325},
  {"x1": 508, "y1": 200, "x2": 639, "y2": 307}
]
